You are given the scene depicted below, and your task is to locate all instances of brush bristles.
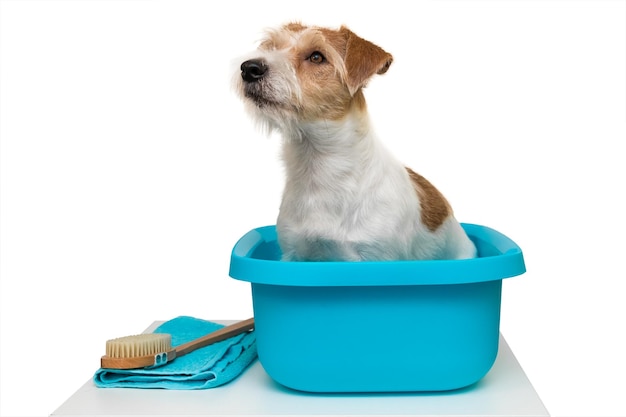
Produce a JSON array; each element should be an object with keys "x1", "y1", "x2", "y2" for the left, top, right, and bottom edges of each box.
[{"x1": 105, "y1": 333, "x2": 172, "y2": 358}]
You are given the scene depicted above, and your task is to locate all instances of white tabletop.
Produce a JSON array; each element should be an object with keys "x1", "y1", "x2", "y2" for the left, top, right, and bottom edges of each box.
[{"x1": 52, "y1": 321, "x2": 549, "y2": 417}]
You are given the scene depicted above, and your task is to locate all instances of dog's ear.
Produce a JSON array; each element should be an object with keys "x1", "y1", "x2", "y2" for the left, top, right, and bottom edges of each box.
[{"x1": 341, "y1": 27, "x2": 393, "y2": 95}]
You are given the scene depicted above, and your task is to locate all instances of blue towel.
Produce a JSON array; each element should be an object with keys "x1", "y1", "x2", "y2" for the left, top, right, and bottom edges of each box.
[{"x1": 93, "y1": 316, "x2": 257, "y2": 389}]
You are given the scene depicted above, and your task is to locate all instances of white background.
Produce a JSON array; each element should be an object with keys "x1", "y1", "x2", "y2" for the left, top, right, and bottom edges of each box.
[{"x1": 1, "y1": 1, "x2": 625, "y2": 416}]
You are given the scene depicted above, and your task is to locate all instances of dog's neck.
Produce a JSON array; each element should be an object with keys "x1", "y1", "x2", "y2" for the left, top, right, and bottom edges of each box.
[
  {"x1": 290, "y1": 112, "x2": 370, "y2": 148},
  {"x1": 280, "y1": 108, "x2": 385, "y2": 192}
]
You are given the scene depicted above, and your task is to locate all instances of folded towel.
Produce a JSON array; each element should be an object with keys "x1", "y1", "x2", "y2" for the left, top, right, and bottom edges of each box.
[{"x1": 94, "y1": 316, "x2": 257, "y2": 389}]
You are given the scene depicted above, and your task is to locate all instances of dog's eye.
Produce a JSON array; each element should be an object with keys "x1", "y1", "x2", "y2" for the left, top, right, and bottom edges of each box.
[{"x1": 308, "y1": 51, "x2": 326, "y2": 64}]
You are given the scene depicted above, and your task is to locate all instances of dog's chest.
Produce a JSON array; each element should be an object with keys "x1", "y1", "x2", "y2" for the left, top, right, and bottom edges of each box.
[{"x1": 277, "y1": 145, "x2": 422, "y2": 261}]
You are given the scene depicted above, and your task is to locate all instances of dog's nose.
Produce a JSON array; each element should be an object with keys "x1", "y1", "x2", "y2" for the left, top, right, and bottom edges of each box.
[{"x1": 241, "y1": 59, "x2": 268, "y2": 82}]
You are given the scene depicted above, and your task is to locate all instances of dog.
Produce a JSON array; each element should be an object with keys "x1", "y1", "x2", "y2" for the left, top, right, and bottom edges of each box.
[{"x1": 234, "y1": 22, "x2": 477, "y2": 262}]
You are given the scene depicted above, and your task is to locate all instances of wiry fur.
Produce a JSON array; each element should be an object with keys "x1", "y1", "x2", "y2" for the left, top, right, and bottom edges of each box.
[{"x1": 234, "y1": 23, "x2": 477, "y2": 261}]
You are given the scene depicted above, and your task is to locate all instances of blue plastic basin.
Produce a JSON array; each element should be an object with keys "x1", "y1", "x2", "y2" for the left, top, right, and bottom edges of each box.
[{"x1": 229, "y1": 223, "x2": 525, "y2": 393}]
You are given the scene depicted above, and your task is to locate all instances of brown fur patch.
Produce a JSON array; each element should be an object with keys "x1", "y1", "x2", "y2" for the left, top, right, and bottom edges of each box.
[{"x1": 406, "y1": 167, "x2": 452, "y2": 231}]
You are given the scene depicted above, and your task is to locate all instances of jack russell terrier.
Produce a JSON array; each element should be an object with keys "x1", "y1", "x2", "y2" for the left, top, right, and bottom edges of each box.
[{"x1": 235, "y1": 22, "x2": 477, "y2": 262}]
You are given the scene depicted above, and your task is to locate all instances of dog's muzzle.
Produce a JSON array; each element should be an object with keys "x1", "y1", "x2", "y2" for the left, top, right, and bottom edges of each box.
[{"x1": 241, "y1": 59, "x2": 268, "y2": 83}]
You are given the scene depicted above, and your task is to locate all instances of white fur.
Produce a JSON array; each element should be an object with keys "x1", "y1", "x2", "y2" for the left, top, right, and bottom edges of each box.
[{"x1": 234, "y1": 24, "x2": 477, "y2": 262}]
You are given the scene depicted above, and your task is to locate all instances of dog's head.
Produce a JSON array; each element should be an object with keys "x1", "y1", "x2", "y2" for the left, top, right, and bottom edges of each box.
[{"x1": 234, "y1": 23, "x2": 393, "y2": 136}]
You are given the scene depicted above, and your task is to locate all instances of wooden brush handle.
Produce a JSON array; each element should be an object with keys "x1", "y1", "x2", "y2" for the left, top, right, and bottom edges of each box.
[{"x1": 175, "y1": 317, "x2": 255, "y2": 357}]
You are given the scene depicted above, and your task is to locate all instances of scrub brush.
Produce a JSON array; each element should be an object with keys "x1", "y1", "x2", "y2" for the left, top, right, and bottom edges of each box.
[{"x1": 100, "y1": 318, "x2": 254, "y2": 370}]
